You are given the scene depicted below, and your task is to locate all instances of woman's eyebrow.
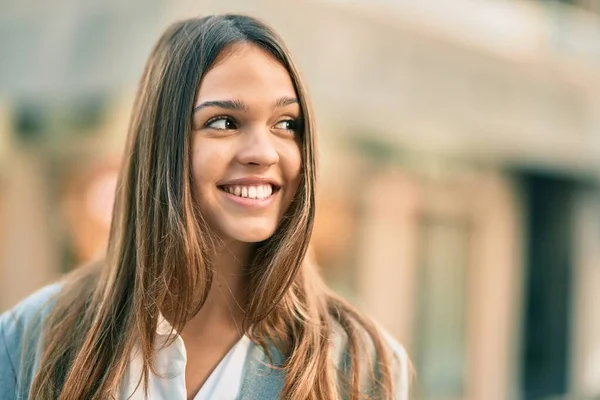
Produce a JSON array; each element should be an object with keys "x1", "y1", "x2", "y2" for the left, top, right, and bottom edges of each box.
[
  {"x1": 192, "y1": 97, "x2": 298, "y2": 113},
  {"x1": 193, "y1": 99, "x2": 249, "y2": 113},
  {"x1": 274, "y1": 96, "x2": 299, "y2": 108}
]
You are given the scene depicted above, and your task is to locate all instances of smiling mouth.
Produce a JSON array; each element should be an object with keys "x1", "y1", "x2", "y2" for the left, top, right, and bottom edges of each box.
[{"x1": 217, "y1": 184, "x2": 280, "y2": 200}]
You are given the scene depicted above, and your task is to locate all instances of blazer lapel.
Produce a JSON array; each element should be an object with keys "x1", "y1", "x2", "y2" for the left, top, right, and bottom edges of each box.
[{"x1": 238, "y1": 341, "x2": 286, "y2": 399}]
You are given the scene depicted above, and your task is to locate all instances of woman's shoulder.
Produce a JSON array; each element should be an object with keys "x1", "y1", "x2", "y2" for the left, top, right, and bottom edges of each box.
[
  {"x1": 378, "y1": 328, "x2": 411, "y2": 398},
  {"x1": 0, "y1": 283, "x2": 63, "y2": 397},
  {"x1": 0, "y1": 283, "x2": 63, "y2": 330},
  {"x1": 330, "y1": 319, "x2": 411, "y2": 399},
  {"x1": 330, "y1": 318, "x2": 409, "y2": 362}
]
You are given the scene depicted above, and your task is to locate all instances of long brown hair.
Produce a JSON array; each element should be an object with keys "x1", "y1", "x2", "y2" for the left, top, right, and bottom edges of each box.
[{"x1": 30, "y1": 14, "x2": 402, "y2": 399}]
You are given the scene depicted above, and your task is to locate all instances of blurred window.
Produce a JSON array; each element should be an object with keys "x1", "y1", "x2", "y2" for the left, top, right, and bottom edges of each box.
[
  {"x1": 12, "y1": 95, "x2": 107, "y2": 145},
  {"x1": 415, "y1": 216, "x2": 470, "y2": 398}
]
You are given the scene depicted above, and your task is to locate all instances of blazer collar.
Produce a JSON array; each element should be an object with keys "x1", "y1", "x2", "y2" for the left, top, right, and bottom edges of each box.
[{"x1": 238, "y1": 340, "x2": 286, "y2": 399}]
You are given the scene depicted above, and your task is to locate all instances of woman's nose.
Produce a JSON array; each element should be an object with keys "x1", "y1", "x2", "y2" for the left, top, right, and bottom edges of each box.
[{"x1": 235, "y1": 128, "x2": 279, "y2": 167}]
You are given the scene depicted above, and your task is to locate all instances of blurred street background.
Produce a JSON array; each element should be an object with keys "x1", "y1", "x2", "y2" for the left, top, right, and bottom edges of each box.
[{"x1": 1, "y1": 0, "x2": 600, "y2": 398}]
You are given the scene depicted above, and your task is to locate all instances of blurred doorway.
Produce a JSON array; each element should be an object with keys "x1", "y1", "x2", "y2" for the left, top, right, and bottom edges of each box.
[{"x1": 521, "y1": 173, "x2": 575, "y2": 400}]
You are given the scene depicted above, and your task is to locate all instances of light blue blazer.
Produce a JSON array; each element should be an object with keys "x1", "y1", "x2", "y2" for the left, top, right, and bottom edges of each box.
[{"x1": 0, "y1": 284, "x2": 409, "y2": 399}]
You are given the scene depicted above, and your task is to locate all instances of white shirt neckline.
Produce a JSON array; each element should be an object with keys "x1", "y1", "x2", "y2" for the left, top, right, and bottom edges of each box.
[
  {"x1": 120, "y1": 315, "x2": 251, "y2": 399},
  {"x1": 193, "y1": 334, "x2": 250, "y2": 400}
]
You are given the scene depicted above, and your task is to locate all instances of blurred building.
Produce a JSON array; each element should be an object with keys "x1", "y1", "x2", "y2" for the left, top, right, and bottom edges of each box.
[{"x1": 1, "y1": 0, "x2": 600, "y2": 399}]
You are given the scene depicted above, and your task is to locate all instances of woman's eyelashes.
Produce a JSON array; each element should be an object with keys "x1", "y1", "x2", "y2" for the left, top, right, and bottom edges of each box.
[
  {"x1": 205, "y1": 116, "x2": 237, "y2": 130},
  {"x1": 203, "y1": 115, "x2": 302, "y2": 134},
  {"x1": 273, "y1": 119, "x2": 300, "y2": 132}
]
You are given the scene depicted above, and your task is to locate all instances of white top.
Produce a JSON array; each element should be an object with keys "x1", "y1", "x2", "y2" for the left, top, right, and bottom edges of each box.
[{"x1": 119, "y1": 316, "x2": 250, "y2": 400}]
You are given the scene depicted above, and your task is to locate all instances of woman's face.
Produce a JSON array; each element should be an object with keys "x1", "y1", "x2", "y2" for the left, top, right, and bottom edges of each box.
[{"x1": 191, "y1": 42, "x2": 303, "y2": 244}]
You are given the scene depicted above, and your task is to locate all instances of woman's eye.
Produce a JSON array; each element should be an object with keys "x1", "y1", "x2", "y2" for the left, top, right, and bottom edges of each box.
[
  {"x1": 206, "y1": 117, "x2": 237, "y2": 130},
  {"x1": 274, "y1": 119, "x2": 298, "y2": 131}
]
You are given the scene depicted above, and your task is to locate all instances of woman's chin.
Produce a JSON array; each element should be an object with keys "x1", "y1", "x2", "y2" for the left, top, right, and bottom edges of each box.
[{"x1": 224, "y1": 225, "x2": 277, "y2": 244}]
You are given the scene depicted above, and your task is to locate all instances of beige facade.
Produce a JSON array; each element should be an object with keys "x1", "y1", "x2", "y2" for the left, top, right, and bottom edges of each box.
[{"x1": 344, "y1": 162, "x2": 523, "y2": 399}]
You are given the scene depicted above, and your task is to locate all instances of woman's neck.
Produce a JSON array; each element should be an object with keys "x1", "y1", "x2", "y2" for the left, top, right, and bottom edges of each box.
[{"x1": 180, "y1": 239, "x2": 252, "y2": 339}]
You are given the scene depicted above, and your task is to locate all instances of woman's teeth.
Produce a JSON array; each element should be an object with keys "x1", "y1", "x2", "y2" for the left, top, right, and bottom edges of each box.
[{"x1": 222, "y1": 184, "x2": 273, "y2": 200}]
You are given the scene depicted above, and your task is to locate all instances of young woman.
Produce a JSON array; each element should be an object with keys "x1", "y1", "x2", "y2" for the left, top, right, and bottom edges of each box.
[{"x1": 0, "y1": 14, "x2": 409, "y2": 399}]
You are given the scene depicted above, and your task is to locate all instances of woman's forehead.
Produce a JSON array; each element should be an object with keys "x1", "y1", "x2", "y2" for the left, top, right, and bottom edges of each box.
[{"x1": 195, "y1": 42, "x2": 297, "y2": 106}]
